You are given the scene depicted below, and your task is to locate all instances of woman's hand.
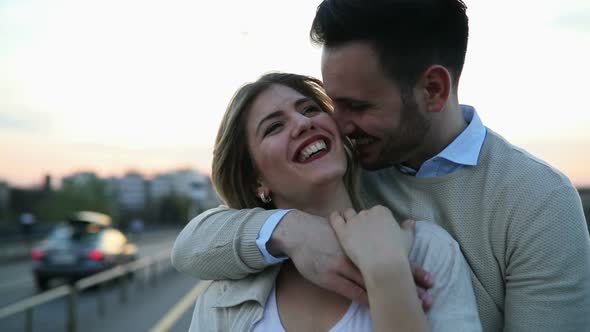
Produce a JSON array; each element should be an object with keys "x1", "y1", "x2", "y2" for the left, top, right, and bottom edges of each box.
[
  {"x1": 329, "y1": 205, "x2": 413, "y2": 275},
  {"x1": 330, "y1": 206, "x2": 431, "y2": 331}
]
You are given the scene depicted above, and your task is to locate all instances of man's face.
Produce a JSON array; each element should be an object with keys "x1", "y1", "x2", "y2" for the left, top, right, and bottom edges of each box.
[{"x1": 321, "y1": 42, "x2": 430, "y2": 170}]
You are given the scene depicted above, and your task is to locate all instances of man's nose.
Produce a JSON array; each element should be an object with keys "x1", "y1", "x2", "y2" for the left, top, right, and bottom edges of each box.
[{"x1": 333, "y1": 111, "x2": 355, "y2": 136}]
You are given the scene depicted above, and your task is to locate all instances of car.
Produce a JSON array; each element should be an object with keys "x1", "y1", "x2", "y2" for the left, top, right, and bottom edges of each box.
[{"x1": 31, "y1": 211, "x2": 138, "y2": 291}]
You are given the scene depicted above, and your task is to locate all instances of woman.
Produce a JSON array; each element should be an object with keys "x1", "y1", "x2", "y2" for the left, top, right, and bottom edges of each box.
[{"x1": 186, "y1": 73, "x2": 481, "y2": 331}]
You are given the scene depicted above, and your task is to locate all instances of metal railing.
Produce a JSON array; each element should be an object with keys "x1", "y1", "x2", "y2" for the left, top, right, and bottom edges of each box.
[{"x1": 0, "y1": 250, "x2": 172, "y2": 332}]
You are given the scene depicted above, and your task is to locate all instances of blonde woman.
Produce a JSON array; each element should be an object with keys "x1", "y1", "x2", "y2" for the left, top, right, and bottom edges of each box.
[{"x1": 175, "y1": 73, "x2": 481, "y2": 331}]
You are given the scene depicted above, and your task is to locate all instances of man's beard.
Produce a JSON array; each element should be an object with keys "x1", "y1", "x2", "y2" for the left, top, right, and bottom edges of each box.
[{"x1": 368, "y1": 91, "x2": 431, "y2": 170}]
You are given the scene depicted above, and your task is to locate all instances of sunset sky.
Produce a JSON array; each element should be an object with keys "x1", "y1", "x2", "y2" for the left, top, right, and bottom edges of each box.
[{"x1": 1, "y1": 0, "x2": 589, "y2": 188}]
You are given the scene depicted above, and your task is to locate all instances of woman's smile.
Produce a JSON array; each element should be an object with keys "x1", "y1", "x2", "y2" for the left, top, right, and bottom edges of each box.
[{"x1": 293, "y1": 135, "x2": 332, "y2": 163}]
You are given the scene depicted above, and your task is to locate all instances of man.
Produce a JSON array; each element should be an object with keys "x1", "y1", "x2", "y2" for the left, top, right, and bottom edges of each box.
[{"x1": 172, "y1": 0, "x2": 590, "y2": 330}]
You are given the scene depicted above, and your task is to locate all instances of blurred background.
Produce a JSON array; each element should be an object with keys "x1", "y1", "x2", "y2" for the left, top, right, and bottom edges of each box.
[{"x1": 1, "y1": 0, "x2": 589, "y2": 331}]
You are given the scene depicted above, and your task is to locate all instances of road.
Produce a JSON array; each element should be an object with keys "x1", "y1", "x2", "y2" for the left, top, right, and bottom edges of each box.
[{"x1": 0, "y1": 229, "x2": 203, "y2": 332}]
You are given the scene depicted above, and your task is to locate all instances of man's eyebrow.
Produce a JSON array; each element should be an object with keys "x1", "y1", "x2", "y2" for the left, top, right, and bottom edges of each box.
[
  {"x1": 331, "y1": 97, "x2": 367, "y2": 104},
  {"x1": 255, "y1": 97, "x2": 311, "y2": 136}
]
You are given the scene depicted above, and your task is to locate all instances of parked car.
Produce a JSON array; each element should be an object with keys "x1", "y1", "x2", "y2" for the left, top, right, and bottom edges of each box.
[{"x1": 31, "y1": 211, "x2": 138, "y2": 291}]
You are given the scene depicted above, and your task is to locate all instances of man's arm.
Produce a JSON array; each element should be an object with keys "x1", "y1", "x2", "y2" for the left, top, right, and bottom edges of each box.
[
  {"x1": 171, "y1": 206, "x2": 276, "y2": 280},
  {"x1": 504, "y1": 185, "x2": 590, "y2": 331},
  {"x1": 170, "y1": 206, "x2": 351, "y2": 282},
  {"x1": 171, "y1": 206, "x2": 367, "y2": 302},
  {"x1": 171, "y1": 205, "x2": 432, "y2": 307},
  {"x1": 271, "y1": 209, "x2": 369, "y2": 304}
]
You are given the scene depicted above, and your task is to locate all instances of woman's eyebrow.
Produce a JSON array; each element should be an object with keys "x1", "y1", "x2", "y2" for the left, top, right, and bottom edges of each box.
[
  {"x1": 256, "y1": 110, "x2": 284, "y2": 135},
  {"x1": 255, "y1": 97, "x2": 312, "y2": 135},
  {"x1": 294, "y1": 97, "x2": 311, "y2": 108}
]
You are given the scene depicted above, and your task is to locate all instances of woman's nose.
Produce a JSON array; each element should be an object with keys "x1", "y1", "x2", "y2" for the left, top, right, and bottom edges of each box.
[{"x1": 291, "y1": 114, "x2": 313, "y2": 138}]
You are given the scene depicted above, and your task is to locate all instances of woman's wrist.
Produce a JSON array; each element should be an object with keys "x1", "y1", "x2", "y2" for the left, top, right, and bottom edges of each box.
[
  {"x1": 363, "y1": 256, "x2": 430, "y2": 332},
  {"x1": 362, "y1": 254, "x2": 412, "y2": 289}
]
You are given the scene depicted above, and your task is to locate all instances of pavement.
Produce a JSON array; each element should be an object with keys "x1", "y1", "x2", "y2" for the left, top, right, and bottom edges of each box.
[{"x1": 0, "y1": 243, "x2": 31, "y2": 263}]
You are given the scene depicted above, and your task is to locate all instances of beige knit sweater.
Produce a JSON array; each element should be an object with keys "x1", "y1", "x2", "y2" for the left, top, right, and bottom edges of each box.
[{"x1": 172, "y1": 130, "x2": 590, "y2": 331}]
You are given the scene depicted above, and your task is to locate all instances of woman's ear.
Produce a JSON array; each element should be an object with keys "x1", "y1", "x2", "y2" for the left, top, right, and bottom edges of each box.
[
  {"x1": 256, "y1": 181, "x2": 272, "y2": 204},
  {"x1": 255, "y1": 179, "x2": 265, "y2": 196},
  {"x1": 255, "y1": 186, "x2": 265, "y2": 198},
  {"x1": 420, "y1": 65, "x2": 451, "y2": 113}
]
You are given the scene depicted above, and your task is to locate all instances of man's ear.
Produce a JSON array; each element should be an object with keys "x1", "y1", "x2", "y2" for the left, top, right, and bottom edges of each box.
[{"x1": 420, "y1": 65, "x2": 451, "y2": 113}]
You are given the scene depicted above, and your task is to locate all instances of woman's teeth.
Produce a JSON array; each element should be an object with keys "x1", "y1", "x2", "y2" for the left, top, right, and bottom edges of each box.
[{"x1": 298, "y1": 140, "x2": 327, "y2": 162}]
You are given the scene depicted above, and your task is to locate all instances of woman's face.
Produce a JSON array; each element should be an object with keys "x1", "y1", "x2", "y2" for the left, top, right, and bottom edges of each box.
[{"x1": 246, "y1": 84, "x2": 347, "y2": 204}]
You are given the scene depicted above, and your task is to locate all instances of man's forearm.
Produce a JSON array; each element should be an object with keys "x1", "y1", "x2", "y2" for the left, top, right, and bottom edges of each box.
[
  {"x1": 171, "y1": 206, "x2": 276, "y2": 280},
  {"x1": 266, "y1": 210, "x2": 295, "y2": 257},
  {"x1": 267, "y1": 210, "x2": 328, "y2": 258}
]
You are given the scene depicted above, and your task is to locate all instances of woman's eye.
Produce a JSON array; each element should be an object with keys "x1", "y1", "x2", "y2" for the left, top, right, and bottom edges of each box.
[
  {"x1": 263, "y1": 122, "x2": 282, "y2": 136},
  {"x1": 302, "y1": 105, "x2": 322, "y2": 116}
]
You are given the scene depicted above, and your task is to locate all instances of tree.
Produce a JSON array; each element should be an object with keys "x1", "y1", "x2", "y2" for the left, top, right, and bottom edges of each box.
[
  {"x1": 37, "y1": 177, "x2": 116, "y2": 223},
  {"x1": 157, "y1": 192, "x2": 191, "y2": 224}
]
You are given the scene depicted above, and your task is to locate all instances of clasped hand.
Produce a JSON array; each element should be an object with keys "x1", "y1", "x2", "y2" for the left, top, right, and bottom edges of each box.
[
  {"x1": 330, "y1": 206, "x2": 413, "y2": 277},
  {"x1": 281, "y1": 206, "x2": 433, "y2": 309}
]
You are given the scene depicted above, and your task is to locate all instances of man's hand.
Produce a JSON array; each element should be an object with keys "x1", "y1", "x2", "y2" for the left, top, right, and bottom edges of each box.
[
  {"x1": 413, "y1": 264, "x2": 434, "y2": 311},
  {"x1": 401, "y1": 219, "x2": 434, "y2": 311},
  {"x1": 269, "y1": 210, "x2": 370, "y2": 305}
]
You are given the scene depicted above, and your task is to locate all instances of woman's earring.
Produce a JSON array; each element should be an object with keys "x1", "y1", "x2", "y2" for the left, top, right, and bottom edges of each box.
[{"x1": 259, "y1": 192, "x2": 272, "y2": 204}]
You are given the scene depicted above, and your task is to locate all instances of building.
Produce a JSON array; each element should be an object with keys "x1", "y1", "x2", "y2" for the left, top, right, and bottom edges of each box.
[
  {"x1": 150, "y1": 170, "x2": 208, "y2": 200},
  {"x1": 117, "y1": 172, "x2": 148, "y2": 211},
  {"x1": 61, "y1": 172, "x2": 98, "y2": 187},
  {"x1": 104, "y1": 176, "x2": 120, "y2": 196},
  {"x1": 150, "y1": 173, "x2": 175, "y2": 200},
  {"x1": 150, "y1": 169, "x2": 219, "y2": 215},
  {"x1": 54, "y1": 169, "x2": 219, "y2": 225}
]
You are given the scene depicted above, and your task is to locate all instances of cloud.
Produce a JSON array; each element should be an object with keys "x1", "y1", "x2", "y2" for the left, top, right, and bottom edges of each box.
[
  {"x1": 65, "y1": 142, "x2": 213, "y2": 159},
  {"x1": 0, "y1": 105, "x2": 53, "y2": 134},
  {"x1": 0, "y1": 113, "x2": 40, "y2": 131},
  {"x1": 553, "y1": 10, "x2": 590, "y2": 31}
]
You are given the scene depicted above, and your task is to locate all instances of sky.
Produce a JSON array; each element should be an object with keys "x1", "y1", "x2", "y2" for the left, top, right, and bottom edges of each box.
[{"x1": 1, "y1": 0, "x2": 589, "y2": 188}]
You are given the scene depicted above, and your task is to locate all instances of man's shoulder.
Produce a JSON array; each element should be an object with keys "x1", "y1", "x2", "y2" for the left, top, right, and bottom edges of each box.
[{"x1": 482, "y1": 129, "x2": 575, "y2": 191}]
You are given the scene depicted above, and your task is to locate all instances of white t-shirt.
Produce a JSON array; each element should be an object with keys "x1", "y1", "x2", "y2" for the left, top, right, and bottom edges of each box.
[{"x1": 252, "y1": 286, "x2": 373, "y2": 332}]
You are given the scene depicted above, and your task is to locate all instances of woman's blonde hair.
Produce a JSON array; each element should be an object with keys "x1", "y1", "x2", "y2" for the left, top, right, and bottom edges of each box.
[{"x1": 212, "y1": 72, "x2": 363, "y2": 210}]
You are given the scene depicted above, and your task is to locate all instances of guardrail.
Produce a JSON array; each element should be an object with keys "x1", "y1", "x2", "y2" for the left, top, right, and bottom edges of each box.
[{"x1": 0, "y1": 250, "x2": 173, "y2": 332}]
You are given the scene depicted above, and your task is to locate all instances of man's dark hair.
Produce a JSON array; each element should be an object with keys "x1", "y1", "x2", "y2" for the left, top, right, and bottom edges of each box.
[{"x1": 310, "y1": 0, "x2": 469, "y2": 88}]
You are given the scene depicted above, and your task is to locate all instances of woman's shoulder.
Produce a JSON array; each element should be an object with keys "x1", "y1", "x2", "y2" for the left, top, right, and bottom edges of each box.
[
  {"x1": 410, "y1": 221, "x2": 482, "y2": 331},
  {"x1": 410, "y1": 221, "x2": 462, "y2": 269},
  {"x1": 414, "y1": 220, "x2": 459, "y2": 246}
]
